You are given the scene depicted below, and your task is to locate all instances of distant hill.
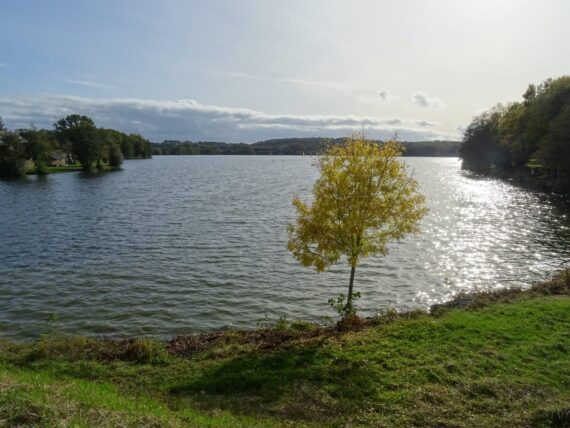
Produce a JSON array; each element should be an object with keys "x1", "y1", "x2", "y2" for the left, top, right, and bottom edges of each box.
[{"x1": 152, "y1": 137, "x2": 460, "y2": 157}]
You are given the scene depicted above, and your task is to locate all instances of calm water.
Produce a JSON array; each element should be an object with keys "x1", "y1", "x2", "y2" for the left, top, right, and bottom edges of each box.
[{"x1": 1, "y1": 156, "x2": 569, "y2": 340}]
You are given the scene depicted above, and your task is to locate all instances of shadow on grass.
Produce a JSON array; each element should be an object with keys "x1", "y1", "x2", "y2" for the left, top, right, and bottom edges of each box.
[{"x1": 169, "y1": 341, "x2": 376, "y2": 421}]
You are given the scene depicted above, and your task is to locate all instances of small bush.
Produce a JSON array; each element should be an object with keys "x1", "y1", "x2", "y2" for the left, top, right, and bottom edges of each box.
[
  {"x1": 273, "y1": 315, "x2": 291, "y2": 331},
  {"x1": 328, "y1": 292, "x2": 361, "y2": 320},
  {"x1": 336, "y1": 314, "x2": 364, "y2": 331},
  {"x1": 34, "y1": 160, "x2": 49, "y2": 175},
  {"x1": 121, "y1": 338, "x2": 170, "y2": 364},
  {"x1": 369, "y1": 308, "x2": 400, "y2": 326}
]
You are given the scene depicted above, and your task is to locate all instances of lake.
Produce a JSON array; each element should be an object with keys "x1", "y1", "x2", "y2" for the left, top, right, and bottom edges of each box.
[{"x1": 1, "y1": 156, "x2": 569, "y2": 340}]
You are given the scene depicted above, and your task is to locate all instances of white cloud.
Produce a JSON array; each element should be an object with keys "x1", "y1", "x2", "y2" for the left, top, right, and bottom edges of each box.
[
  {"x1": 0, "y1": 95, "x2": 459, "y2": 142},
  {"x1": 215, "y1": 71, "x2": 406, "y2": 109},
  {"x1": 213, "y1": 71, "x2": 353, "y2": 95},
  {"x1": 412, "y1": 91, "x2": 447, "y2": 109},
  {"x1": 64, "y1": 79, "x2": 117, "y2": 91},
  {"x1": 357, "y1": 88, "x2": 401, "y2": 104},
  {"x1": 378, "y1": 89, "x2": 399, "y2": 103},
  {"x1": 414, "y1": 120, "x2": 437, "y2": 127}
]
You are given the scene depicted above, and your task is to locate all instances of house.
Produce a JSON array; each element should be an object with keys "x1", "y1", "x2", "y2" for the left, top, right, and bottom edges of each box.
[
  {"x1": 24, "y1": 159, "x2": 35, "y2": 170},
  {"x1": 47, "y1": 152, "x2": 67, "y2": 167}
]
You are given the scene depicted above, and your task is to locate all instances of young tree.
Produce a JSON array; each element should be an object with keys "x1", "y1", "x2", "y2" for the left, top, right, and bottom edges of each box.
[{"x1": 287, "y1": 136, "x2": 428, "y2": 316}]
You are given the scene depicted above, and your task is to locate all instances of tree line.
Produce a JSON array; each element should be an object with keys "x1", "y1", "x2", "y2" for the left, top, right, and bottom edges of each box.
[
  {"x1": 151, "y1": 138, "x2": 460, "y2": 157},
  {"x1": 460, "y1": 76, "x2": 570, "y2": 191},
  {"x1": 0, "y1": 115, "x2": 152, "y2": 177}
]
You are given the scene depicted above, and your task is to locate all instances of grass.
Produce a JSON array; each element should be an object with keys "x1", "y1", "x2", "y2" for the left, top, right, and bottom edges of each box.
[
  {"x1": 44, "y1": 164, "x2": 84, "y2": 173},
  {"x1": 26, "y1": 163, "x2": 119, "y2": 175},
  {"x1": 1, "y1": 270, "x2": 569, "y2": 427}
]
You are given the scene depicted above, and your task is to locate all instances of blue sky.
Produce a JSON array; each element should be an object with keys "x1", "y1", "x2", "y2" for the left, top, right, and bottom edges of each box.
[{"x1": 1, "y1": 0, "x2": 569, "y2": 142}]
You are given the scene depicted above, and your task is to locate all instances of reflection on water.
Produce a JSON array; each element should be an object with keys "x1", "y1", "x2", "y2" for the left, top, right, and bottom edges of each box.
[{"x1": 0, "y1": 156, "x2": 568, "y2": 340}]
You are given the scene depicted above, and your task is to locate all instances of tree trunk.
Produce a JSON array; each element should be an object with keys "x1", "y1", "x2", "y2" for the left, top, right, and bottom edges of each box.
[{"x1": 346, "y1": 265, "x2": 356, "y2": 312}]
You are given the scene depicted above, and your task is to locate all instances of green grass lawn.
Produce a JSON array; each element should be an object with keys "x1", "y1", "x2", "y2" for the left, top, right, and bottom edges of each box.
[
  {"x1": 26, "y1": 163, "x2": 119, "y2": 174},
  {"x1": 44, "y1": 163, "x2": 84, "y2": 173},
  {"x1": 1, "y1": 274, "x2": 569, "y2": 427}
]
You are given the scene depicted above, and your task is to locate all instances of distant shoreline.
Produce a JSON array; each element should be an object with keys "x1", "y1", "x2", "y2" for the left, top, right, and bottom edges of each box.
[
  {"x1": 463, "y1": 164, "x2": 570, "y2": 194},
  {"x1": 151, "y1": 137, "x2": 460, "y2": 157},
  {"x1": 151, "y1": 153, "x2": 460, "y2": 157}
]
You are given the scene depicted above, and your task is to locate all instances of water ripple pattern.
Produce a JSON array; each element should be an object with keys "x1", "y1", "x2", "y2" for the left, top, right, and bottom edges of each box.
[{"x1": 0, "y1": 156, "x2": 568, "y2": 340}]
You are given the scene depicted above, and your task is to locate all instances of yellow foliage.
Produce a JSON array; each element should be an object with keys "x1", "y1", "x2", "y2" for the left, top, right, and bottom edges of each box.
[{"x1": 287, "y1": 135, "x2": 428, "y2": 276}]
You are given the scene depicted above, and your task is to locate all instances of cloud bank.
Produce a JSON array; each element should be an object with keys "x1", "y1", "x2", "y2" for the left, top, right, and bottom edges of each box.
[{"x1": 0, "y1": 95, "x2": 458, "y2": 142}]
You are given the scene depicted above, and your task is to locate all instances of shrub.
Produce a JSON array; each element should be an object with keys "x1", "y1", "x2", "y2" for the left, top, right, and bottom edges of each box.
[{"x1": 108, "y1": 144, "x2": 124, "y2": 168}]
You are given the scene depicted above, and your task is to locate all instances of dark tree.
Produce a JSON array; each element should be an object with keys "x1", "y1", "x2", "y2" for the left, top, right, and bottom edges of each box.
[
  {"x1": 537, "y1": 105, "x2": 570, "y2": 176},
  {"x1": 460, "y1": 107, "x2": 510, "y2": 171},
  {"x1": 128, "y1": 134, "x2": 152, "y2": 158},
  {"x1": 19, "y1": 129, "x2": 54, "y2": 175},
  {"x1": 108, "y1": 143, "x2": 124, "y2": 168},
  {"x1": 0, "y1": 131, "x2": 26, "y2": 177},
  {"x1": 54, "y1": 115, "x2": 101, "y2": 171},
  {"x1": 460, "y1": 76, "x2": 570, "y2": 191}
]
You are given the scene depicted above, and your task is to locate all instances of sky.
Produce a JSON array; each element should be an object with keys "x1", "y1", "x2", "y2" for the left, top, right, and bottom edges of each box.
[{"x1": 1, "y1": 0, "x2": 569, "y2": 142}]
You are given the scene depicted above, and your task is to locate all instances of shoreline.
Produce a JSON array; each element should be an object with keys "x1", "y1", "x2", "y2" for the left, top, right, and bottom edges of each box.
[
  {"x1": 2, "y1": 267, "x2": 568, "y2": 345},
  {"x1": 9, "y1": 269, "x2": 568, "y2": 351},
  {"x1": 462, "y1": 164, "x2": 570, "y2": 195},
  {"x1": 1, "y1": 270, "x2": 569, "y2": 426},
  {"x1": 24, "y1": 161, "x2": 146, "y2": 176}
]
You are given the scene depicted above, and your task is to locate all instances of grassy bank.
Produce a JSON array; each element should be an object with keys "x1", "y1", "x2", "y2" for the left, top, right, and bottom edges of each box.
[
  {"x1": 25, "y1": 163, "x2": 122, "y2": 175},
  {"x1": 1, "y1": 270, "x2": 569, "y2": 427},
  {"x1": 24, "y1": 163, "x2": 82, "y2": 175}
]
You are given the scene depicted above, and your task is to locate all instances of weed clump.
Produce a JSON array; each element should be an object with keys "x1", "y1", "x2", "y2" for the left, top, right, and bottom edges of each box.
[
  {"x1": 532, "y1": 407, "x2": 570, "y2": 428},
  {"x1": 22, "y1": 336, "x2": 170, "y2": 365}
]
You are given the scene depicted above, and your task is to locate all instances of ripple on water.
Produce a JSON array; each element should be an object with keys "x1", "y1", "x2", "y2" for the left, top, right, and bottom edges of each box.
[{"x1": 0, "y1": 156, "x2": 569, "y2": 340}]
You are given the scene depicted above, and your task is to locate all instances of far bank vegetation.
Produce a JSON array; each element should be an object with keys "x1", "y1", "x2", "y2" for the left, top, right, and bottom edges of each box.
[
  {"x1": 460, "y1": 75, "x2": 570, "y2": 193},
  {"x1": 151, "y1": 138, "x2": 460, "y2": 157},
  {"x1": 0, "y1": 114, "x2": 152, "y2": 177}
]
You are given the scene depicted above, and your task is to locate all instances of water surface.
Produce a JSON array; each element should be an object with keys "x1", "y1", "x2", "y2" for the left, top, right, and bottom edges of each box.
[{"x1": 0, "y1": 156, "x2": 568, "y2": 340}]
